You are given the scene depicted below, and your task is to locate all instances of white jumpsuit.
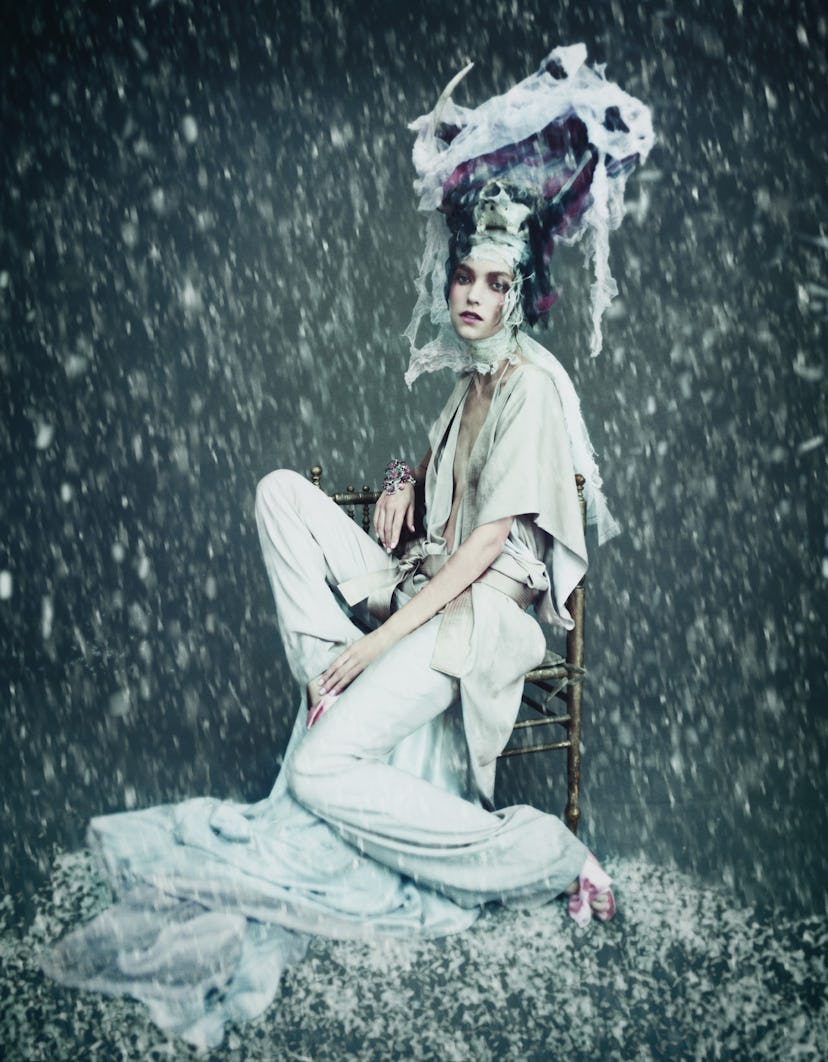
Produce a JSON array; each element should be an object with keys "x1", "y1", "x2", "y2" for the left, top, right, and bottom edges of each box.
[{"x1": 255, "y1": 363, "x2": 589, "y2": 903}]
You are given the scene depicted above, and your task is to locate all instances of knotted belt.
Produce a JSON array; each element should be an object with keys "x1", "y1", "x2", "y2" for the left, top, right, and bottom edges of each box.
[{"x1": 338, "y1": 541, "x2": 538, "y2": 678}]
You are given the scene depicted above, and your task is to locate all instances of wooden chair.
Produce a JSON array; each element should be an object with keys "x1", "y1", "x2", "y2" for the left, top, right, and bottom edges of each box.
[{"x1": 309, "y1": 464, "x2": 587, "y2": 834}]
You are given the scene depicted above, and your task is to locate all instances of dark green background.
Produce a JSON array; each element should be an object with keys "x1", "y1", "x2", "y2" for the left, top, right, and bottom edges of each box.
[{"x1": 2, "y1": 0, "x2": 826, "y2": 917}]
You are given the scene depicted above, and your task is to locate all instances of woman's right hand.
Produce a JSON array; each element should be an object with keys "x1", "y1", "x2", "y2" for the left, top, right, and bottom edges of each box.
[{"x1": 374, "y1": 484, "x2": 415, "y2": 553}]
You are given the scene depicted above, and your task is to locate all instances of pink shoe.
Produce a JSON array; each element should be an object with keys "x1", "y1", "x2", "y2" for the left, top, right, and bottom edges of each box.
[
  {"x1": 307, "y1": 692, "x2": 338, "y2": 729},
  {"x1": 567, "y1": 853, "x2": 616, "y2": 927}
]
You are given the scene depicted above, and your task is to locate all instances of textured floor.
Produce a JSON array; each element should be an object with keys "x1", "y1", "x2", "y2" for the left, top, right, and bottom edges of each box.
[{"x1": 1, "y1": 852, "x2": 825, "y2": 1060}]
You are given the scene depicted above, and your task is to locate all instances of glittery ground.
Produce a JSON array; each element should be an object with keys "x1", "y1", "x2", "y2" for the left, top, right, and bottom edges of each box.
[{"x1": 2, "y1": 853, "x2": 825, "y2": 1060}]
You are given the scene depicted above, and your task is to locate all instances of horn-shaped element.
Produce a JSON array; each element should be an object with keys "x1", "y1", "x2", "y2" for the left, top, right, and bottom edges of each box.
[{"x1": 432, "y1": 61, "x2": 474, "y2": 135}]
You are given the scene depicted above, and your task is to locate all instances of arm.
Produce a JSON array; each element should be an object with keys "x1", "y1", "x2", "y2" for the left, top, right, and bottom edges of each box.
[
  {"x1": 373, "y1": 450, "x2": 431, "y2": 553},
  {"x1": 319, "y1": 514, "x2": 512, "y2": 696}
]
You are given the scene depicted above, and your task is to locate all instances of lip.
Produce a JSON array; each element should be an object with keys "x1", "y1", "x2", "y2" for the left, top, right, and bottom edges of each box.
[{"x1": 460, "y1": 311, "x2": 483, "y2": 322}]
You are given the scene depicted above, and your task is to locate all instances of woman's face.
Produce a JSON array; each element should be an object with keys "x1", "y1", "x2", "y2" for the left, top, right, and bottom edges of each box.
[{"x1": 448, "y1": 256, "x2": 512, "y2": 341}]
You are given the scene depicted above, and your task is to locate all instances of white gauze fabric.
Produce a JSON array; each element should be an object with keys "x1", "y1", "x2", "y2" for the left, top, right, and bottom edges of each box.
[
  {"x1": 403, "y1": 43, "x2": 654, "y2": 544},
  {"x1": 405, "y1": 42, "x2": 655, "y2": 366}
]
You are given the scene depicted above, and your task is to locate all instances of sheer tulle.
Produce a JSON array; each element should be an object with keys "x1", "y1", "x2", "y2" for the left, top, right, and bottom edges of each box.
[
  {"x1": 41, "y1": 702, "x2": 479, "y2": 1050},
  {"x1": 405, "y1": 43, "x2": 655, "y2": 365},
  {"x1": 403, "y1": 44, "x2": 654, "y2": 546}
]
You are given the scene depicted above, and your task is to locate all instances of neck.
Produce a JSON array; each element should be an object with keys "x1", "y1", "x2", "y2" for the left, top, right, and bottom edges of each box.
[
  {"x1": 470, "y1": 355, "x2": 515, "y2": 398},
  {"x1": 463, "y1": 327, "x2": 520, "y2": 375}
]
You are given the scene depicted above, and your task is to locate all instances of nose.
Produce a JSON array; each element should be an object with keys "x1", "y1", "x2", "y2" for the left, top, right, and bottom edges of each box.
[{"x1": 466, "y1": 278, "x2": 483, "y2": 303}]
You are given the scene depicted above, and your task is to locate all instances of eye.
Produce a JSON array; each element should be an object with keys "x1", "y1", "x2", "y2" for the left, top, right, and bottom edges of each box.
[
  {"x1": 490, "y1": 279, "x2": 509, "y2": 293},
  {"x1": 453, "y1": 270, "x2": 471, "y2": 285}
]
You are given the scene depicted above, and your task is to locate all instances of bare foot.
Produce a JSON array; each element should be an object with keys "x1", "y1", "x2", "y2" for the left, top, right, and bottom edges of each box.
[
  {"x1": 590, "y1": 890, "x2": 613, "y2": 917},
  {"x1": 565, "y1": 878, "x2": 612, "y2": 915},
  {"x1": 566, "y1": 854, "x2": 616, "y2": 925}
]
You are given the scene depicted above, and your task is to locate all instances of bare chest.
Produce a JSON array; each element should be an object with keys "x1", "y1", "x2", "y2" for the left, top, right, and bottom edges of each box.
[{"x1": 452, "y1": 387, "x2": 493, "y2": 497}]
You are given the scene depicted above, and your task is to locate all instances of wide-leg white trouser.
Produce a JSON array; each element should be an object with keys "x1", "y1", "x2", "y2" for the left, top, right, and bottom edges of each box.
[{"x1": 255, "y1": 469, "x2": 587, "y2": 904}]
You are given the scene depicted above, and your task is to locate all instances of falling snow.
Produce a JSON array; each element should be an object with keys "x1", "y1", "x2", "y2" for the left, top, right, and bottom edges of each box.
[{"x1": 1, "y1": 0, "x2": 826, "y2": 1056}]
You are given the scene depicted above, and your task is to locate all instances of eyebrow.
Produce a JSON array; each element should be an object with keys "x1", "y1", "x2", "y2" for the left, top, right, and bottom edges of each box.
[{"x1": 457, "y1": 265, "x2": 511, "y2": 279}]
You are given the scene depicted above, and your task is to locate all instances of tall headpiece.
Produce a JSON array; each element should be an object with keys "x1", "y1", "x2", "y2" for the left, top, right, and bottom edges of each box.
[
  {"x1": 404, "y1": 43, "x2": 655, "y2": 380},
  {"x1": 403, "y1": 45, "x2": 655, "y2": 545}
]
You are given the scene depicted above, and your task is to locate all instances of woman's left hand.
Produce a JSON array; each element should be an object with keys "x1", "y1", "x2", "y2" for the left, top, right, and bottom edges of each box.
[
  {"x1": 374, "y1": 483, "x2": 415, "y2": 553},
  {"x1": 318, "y1": 627, "x2": 394, "y2": 697}
]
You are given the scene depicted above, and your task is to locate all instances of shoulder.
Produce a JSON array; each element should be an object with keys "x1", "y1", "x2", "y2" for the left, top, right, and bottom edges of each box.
[
  {"x1": 502, "y1": 363, "x2": 564, "y2": 415},
  {"x1": 511, "y1": 361, "x2": 556, "y2": 388}
]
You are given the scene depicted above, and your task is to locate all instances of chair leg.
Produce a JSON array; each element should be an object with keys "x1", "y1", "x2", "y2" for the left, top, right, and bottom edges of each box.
[
  {"x1": 565, "y1": 678, "x2": 582, "y2": 834},
  {"x1": 564, "y1": 582, "x2": 585, "y2": 834}
]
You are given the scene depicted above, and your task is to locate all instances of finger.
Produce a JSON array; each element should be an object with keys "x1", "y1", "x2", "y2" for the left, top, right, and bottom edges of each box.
[
  {"x1": 375, "y1": 500, "x2": 387, "y2": 547},
  {"x1": 322, "y1": 646, "x2": 367, "y2": 693},
  {"x1": 320, "y1": 652, "x2": 350, "y2": 691},
  {"x1": 322, "y1": 668, "x2": 347, "y2": 696},
  {"x1": 375, "y1": 497, "x2": 389, "y2": 542},
  {"x1": 381, "y1": 506, "x2": 394, "y2": 551},
  {"x1": 327, "y1": 658, "x2": 361, "y2": 696},
  {"x1": 389, "y1": 508, "x2": 404, "y2": 549},
  {"x1": 386, "y1": 509, "x2": 399, "y2": 552},
  {"x1": 384, "y1": 505, "x2": 395, "y2": 548},
  {"x1": 326, "y1": 673, "x2": 347, "y2": 696},
  {"x1": 406, "y1": 498, "x2": 415, "y2": 533}
]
